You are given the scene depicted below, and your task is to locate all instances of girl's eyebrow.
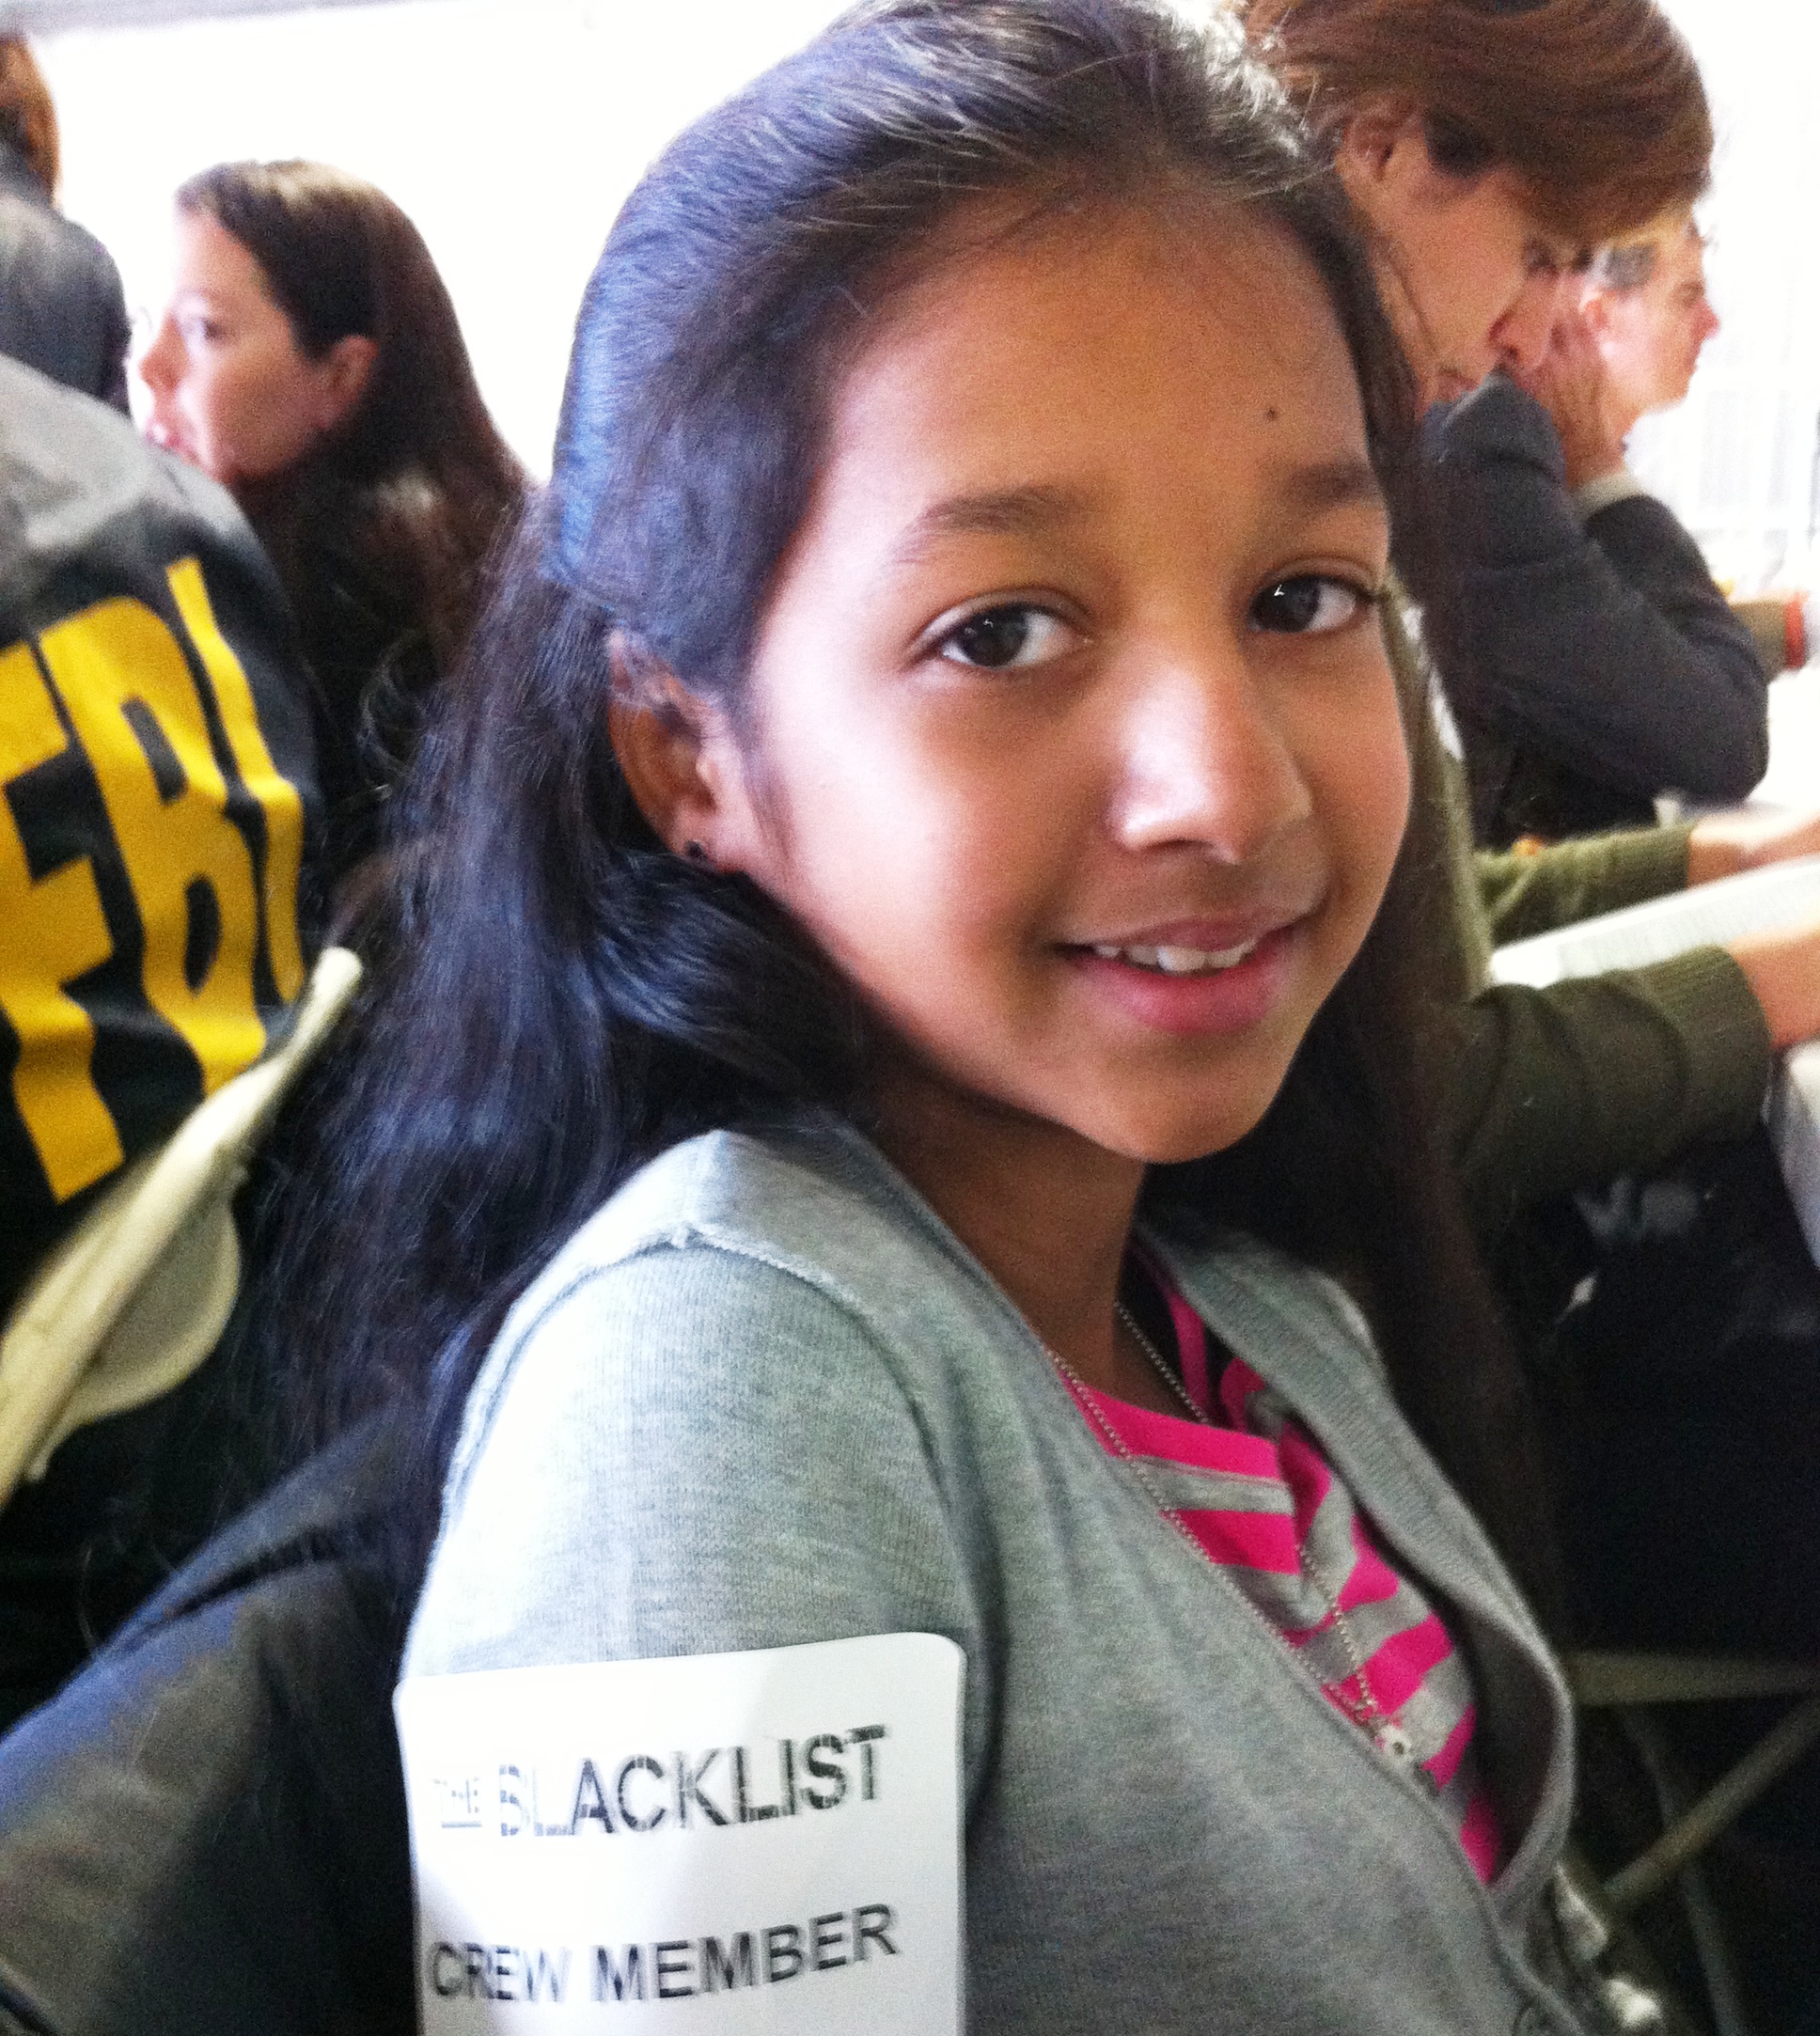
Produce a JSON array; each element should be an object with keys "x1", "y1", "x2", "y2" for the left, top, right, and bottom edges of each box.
[
  {"x1": 1279, "y1": 457, "x2": 1385, "y2": 514},
  {"x1": 887, "y1": 458, "x2": 1381, "y2": 572},
  {"x1": 890, "y1": 483, "x2": 1097, "y2": 568}
]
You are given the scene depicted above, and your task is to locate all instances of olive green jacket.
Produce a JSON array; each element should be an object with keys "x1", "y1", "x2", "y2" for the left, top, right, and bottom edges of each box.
[{"x1": 1436, "y1": 719, "x2": 1770, "y2": 1232}]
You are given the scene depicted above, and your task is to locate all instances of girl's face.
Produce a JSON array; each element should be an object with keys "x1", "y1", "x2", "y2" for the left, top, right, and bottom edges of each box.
[
  {"x1": 700, "y1": 208, "x2": 1409, "y2": 1167},
  {"x1": 139, "y1": 208, "x2": 371, "y2": 487}
]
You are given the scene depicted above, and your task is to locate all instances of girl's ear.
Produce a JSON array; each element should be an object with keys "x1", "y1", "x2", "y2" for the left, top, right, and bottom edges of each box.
[
  {"x1": 314, "y1": 333, "x2": 378, "y2": 432},
  {"x1": 606, "y1": 636, "x2": 754, "y2": 869}
]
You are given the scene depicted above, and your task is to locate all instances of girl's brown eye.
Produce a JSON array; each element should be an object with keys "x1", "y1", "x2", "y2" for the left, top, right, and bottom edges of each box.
[
  {"x1": 938, "y1": 604, "x2": 1073, "y2": 670},
  {"x1": 1249, "y1": 575, "x2": 1369, "y2": 635}
]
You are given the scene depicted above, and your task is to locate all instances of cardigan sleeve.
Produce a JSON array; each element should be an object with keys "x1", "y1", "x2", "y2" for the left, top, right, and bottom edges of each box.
[
  {"x1": 405, "y1": 1242, "x2": 990, "y2": 1769},
  {"x1": 1475, "y1": 822, "x2": 1695, "y2": 946},
  {"x1": 1408, "y1": 609, "x2": 1771, "y2": 1225},
  {"x1": 1443, "y1": 947, "x2": 1773, "y2": 1230}
]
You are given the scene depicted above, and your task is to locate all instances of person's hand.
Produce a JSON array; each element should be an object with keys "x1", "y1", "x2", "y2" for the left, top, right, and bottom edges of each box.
[
  {"x1": 1728, "y1": 912, "x2": 1820, "y2": 1052},
  {"x1": 1687, "y1": 808, "x2": 1820, "y2": 885},
  {"x1": 1514, "y1": 307, "x2": 1627, "y2": 491}
]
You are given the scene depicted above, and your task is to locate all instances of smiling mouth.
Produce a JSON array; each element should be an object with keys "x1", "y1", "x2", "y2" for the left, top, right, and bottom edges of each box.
[{"x1": 1086, "y1": 940, "x2": 1261, "y2": 976}]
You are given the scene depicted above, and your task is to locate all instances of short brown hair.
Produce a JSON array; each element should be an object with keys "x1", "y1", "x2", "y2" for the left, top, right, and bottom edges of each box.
[
  {"x1": 0, "y1": 38, "x2": 57, "y2": 199},
  {"x1": 1239, "y1": 0, "x2": 1711, "y2": 245}
]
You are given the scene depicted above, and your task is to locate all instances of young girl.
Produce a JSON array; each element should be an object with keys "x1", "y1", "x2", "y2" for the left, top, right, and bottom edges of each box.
[{"x1": 321, "y1": 0, "x2": 1603, "y2": 2025}]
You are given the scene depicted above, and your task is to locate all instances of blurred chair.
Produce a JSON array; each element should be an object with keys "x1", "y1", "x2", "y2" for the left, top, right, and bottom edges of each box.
[{"x1": 1564, "y1": 1648, "x2": 1820, "y2": 2036}]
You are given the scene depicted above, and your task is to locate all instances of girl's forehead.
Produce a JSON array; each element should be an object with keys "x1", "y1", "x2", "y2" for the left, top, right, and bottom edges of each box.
[
  {"x1": 872, "y1": 190, "x2": 1307, "y2": 330},
  {"x1": 777, "y1": 201, "x2": 1375, "y2": 595},
  {"x1": 828, "y1": 200, "x2": 1360, "y2": 464},
  {"x1": 174, "y1": 210, "x2": 267, "y2": 301}
]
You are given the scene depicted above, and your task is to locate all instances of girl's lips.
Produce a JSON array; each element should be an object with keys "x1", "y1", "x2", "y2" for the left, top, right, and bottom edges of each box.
[{"x1": 1065, "y1": 921, "x2": 1304, "y2": 1038}]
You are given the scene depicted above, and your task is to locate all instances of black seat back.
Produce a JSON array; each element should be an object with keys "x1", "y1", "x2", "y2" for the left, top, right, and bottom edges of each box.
[{"x1": 0, "y1": 1417, "x2": 416, "y2": 2036}]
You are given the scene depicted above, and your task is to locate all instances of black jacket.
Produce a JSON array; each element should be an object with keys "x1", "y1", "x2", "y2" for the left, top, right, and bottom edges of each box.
[
  {"x1": 0, "y1": 1418, "x2": 416, "y2": 2036},
  {"x1": 0, "y1": 145, "x2": 130, "y2": 411},
  {"x1": 0, "y1": 354, "x2": 322, "y2": 1309},
  {"x1": 1412, "y1": 374, "x2": 1769, "y2": 848},
  {"x1": 0, "y1": 356, "x2": 323, "y2": 1725}
]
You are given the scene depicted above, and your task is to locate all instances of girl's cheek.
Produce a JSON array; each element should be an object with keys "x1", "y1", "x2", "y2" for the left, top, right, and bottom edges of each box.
[
  {"x1": 1359, "y1": 742, "x2": 1414, "y2": 904},
  {"x1": 1316, "y1": 688, "x2": 1409, "y2": 898}
]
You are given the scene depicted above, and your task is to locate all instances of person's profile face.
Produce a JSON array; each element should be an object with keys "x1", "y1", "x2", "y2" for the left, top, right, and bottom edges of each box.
[
  {"x1": 698, "y1": 204, "x2": 1409, "y2": 1169},
  {"x1": 1589, "y1": 227, "x2": 1718, "y2": 420},
  {"x1": 136, "y1": 208, "x2": 351, "y2": 489}
]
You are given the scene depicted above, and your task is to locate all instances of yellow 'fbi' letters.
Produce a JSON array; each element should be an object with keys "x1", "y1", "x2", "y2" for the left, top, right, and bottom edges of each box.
[
  {"x1": 166, "y1": 557, "x2": 306, "y2": 1002},
  {"x1": 1, "y1": 560, "x2": 306, "y2": 1204},
  {"x1": 0, "y1": 642, "x2": 124, "y2": 1200}
]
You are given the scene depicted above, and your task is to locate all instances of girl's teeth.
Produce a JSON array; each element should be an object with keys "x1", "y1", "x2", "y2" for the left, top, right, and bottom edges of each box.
[{"x1": 1088, "y1": 940, "x2": 1260, "y2": 974}]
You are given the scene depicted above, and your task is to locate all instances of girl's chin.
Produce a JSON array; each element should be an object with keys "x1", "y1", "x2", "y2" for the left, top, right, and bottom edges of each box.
[{"x1": 1067, "y1": 1072, "x2": 1293, "y2": 1171}]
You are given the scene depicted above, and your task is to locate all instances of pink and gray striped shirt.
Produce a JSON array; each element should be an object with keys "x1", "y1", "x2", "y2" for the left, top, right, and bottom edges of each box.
[{"x1": 1065, "y1": 1266, "x2": 1506, "y2": 1885}]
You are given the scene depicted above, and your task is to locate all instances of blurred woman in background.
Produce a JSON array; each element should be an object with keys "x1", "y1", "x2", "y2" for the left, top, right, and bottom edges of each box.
[{"x1": 140, "y1": 160, "x2": 526, "y2": 902}]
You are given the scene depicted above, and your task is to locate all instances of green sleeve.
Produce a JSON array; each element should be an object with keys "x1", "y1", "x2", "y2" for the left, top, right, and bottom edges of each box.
[
  {"x1": 1442, "y1": 946, "x2": 1773, "y2": 1232},
  {"x1": 1425, "y1": 722, "x2": 1690, "y2": 981},
  {"x1": 1475, "y1": 824, "x2": 1694, "y2": 948},
  {"x1": 1396, "y1": 595, "x2": 1768, "y2": 1228}
]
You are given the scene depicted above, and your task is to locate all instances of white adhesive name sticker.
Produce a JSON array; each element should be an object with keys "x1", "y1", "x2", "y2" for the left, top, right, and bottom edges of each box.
[{"x1": 395, "y1": 1632, "x2": 965, "y2": 2030}]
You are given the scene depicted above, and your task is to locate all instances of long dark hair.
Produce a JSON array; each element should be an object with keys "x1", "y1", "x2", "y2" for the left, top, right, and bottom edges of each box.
[
  {"x1": 284, "y1": 0, "x2": 1550, "y2": 1606},
  {"x1": 176, "y1": 161, "x2": 526, "y2": 885}
]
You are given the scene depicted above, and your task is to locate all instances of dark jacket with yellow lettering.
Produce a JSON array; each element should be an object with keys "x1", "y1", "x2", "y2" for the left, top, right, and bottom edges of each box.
[
  {"x1": 0, "y1": 355, "x2": 322, "y2": 1308},
  {"x1": 0, "y1": 358, "x2": 322, "y2": 1722}
]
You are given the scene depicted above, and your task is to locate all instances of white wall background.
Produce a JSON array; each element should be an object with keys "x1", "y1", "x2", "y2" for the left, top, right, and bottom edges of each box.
[
  {"x1": 34, "y1": 0, "x2": 855, "y2": 473},
  {"x1": 1624, "y1": 0, "x2": 1820, "y2": 593},
  {"x1": 30, "y1": 0, "x2": 1820, "y2": 579}
]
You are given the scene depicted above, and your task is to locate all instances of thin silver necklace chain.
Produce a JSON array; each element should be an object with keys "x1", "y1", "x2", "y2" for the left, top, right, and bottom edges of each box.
[{"x1": 1049, "y1": 1299, "x2": 1424, "y2": 1775}]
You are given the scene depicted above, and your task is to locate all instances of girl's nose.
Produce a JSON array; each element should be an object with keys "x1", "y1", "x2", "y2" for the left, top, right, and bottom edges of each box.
[
  {"x1": 1110, "y1": 642, "x2": 1311, "y2": 864},
  {"x1": 1492, "y1": 269, "x2": 1565, "y2": 379},
  {"x1": 138, "y1": 318, "x2": 180, "y2": 395}
]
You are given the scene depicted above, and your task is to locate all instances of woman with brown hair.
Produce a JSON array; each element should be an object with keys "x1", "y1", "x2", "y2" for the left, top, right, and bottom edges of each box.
[
  {"x1": 1242, "y1": 1, "x2": 1774, "y2": 858},
  {"x1": 139, "y1": 161, "x2": 526, "y2": 898},
  {"x1": 1241, "y1": 0, "x2": 1712, "y2": 408},
  {"x1": 0, "y1": 36, "x2": 130, "y2": 408}
]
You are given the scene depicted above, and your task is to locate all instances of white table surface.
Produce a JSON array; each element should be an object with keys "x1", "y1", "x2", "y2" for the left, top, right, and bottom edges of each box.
[{"x1": 1753, "y1": 667, "x2": 1820, "y2": 811}]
